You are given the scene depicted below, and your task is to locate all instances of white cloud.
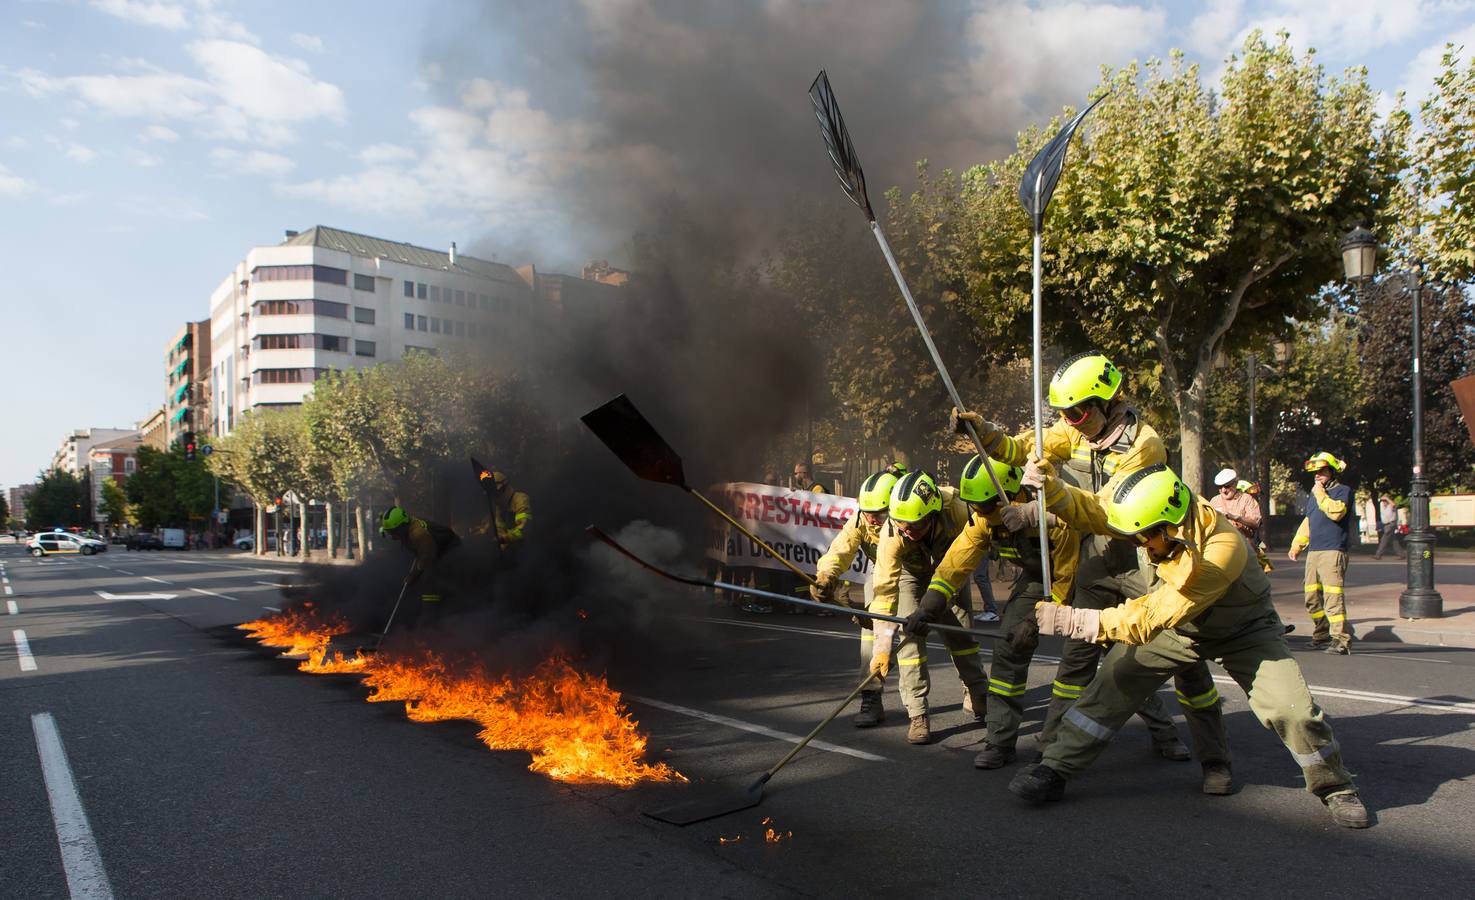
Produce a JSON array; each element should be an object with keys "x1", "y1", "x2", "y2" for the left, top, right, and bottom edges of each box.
[
  {"x1": 290, "y1": 33, "x2": 324, "y2": 53},
  {"x1": 1225, "y1": 0, "x2": 1433, "y2": 61},
  {"x1": 128, "y1": 148, "x2": 162, "y2": 167},
  {"x1": 57, "y1": 141, "x2": 98, "y2": 163},
  {"x1": 1186, "y1": 0, "x2": 1243, "y2": 60},
  {"x1": 0, "y1": 163, "x2": 38, "y2": 198},
  {"x1": 91, "y1": 0, "x2": 189, "y2": 30},
  {"x1": 140, "y1": 124, "x2": 179, "y2": 142},
  {"x1": 60, "y1": 117, "x2": 81, "y2": 129},
  {"x1": 1400, "y1": 22, "x2": 1475, "y2": 107},
  {"x1": 17, "y1": 41, "x2": 345, "y2": 145},
  {"x1": 359, "y1": 143, "x2": 416, "y2": 165},
  {"x1": 211, "y1": 147, "x2": 295, "y2": 177},
  {"x1": 117, "y1": 194, "x2": 207, "y2": 221}
]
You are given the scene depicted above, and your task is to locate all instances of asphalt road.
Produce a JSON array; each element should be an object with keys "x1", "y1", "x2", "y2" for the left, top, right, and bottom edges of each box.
[{"x1": 3, "y1": 546, "x2": 1475, "y2": 899}]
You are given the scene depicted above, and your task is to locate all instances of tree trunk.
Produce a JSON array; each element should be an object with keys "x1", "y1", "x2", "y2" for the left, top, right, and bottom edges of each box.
[
  {"x1": 355, "y1": 502, "x2": 368, "y2": 559},
  {"x1": 298, "y1": 501, "x2": 310, "y2": 560},
  {"x1": 326, "y1": 501, "x2": 337, "y2": 559},
  {"x1": 253, "y1": 503, "x2": 265, "y2": 557},
  {"x1": 1177, "y1": 381, "x2": 1207, "y2": 494}
]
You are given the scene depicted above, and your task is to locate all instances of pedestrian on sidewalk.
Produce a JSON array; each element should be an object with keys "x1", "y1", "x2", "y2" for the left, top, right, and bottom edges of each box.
[
  {"x1": 972, "y1": 552, "x2": 1002, "y2": 623},
  {"x1": 1289, "y1": 452, "x2": 1355, "y2": 655},
  {"x1": 1374, "y1": 494, "x2": 1405, "y2": 560}
]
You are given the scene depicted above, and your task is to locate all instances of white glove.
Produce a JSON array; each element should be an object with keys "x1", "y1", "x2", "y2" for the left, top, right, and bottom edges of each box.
[
  {"x1": 999, "y1": 504, "x2": 1029, "y2": 533},
  {"x1": 1021, "y1": 457, "x2": 1056, "y2": 492}
]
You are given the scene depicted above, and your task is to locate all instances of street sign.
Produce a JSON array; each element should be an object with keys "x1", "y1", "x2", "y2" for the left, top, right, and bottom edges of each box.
[
  {"x1": 217, "y1": 510, "x2": 229, "y2": 524},
  {"x1": 202, "y1": 445, "x2": 214, "y2": 456},
  {"x1": 1430, "y1": 494, "x2": 1475, "y2": 528}
]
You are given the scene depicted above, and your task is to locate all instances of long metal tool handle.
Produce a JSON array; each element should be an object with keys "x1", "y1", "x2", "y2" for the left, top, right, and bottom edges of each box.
[
  {"x1": 759, "y1": 672, "x2": 879, "y2": 785},
  {"x1": 688, "y1": 487, "x2": 816, "y2": 586},
  {"x1": 587, "y1": 525, "x2": 998, "y2": 641},
  {"x1": 375, "y1": 572, "x2": 413, "y2": 648},
  {"x1": 1031, "y1": 219, "x2": 1053, "y2": 596},
  {"x1": 868, "y1": 222, "x2": 1009, "y2": 503}
]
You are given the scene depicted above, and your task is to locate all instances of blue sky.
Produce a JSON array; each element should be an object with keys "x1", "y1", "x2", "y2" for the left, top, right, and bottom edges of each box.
[{"x1": 2, "y1": 0, "x2": 1473, "y2": 492}]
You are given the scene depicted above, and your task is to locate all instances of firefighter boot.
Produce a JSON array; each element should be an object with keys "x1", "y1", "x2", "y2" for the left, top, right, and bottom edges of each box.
[
  {"x1": 1153, "y1": 736, "x2": 1192, "y2": 761},
  {"x1": 907, "y1": 715, "x2": 931, "y2": 745},
  {"x1": 1201, "y1": 762, "x2": 1235, "y2": 796},
  {"x1": 853, "y1": 691, "x2": 884, "y2": 728},
  {"x1": 1009, "y1": 763, "x2": 1066, "y2": 802},
  {"x1": 962, "y1": 685, "x2": 988, "y2": 723},
  {"x1": 973, "y1": 742, "x2": 1017, "y2": 770},
  {"x1": 1324, "y1": 790, "x2": 1370, "y2": 829}
]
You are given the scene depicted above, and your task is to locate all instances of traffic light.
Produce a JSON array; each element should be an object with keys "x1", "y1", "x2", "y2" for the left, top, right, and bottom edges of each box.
[{"x1": 184, "y1": 431, "x2": 197, "y2": 462}]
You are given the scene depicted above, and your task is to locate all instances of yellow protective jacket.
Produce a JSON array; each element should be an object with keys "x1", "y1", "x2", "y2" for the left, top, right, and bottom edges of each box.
[
  {"x1": 927, "y1": 503, "x2": 1080, "y2": 605},
  {"x1": 495, "y1": 490, "x2": 532, "y2": 544},
  {"x1": 870, "y1": 487, "x2": 969, "y2": 616},
  {"x1": 814, "y1": 512, "x2": 883, "y2": 585},
  {"x1": 983, "y1": 412, "x2": 1165, "y2": 501},
  {"x1": 1043, "y1": 482, "x2": 1272, "y2": 645}
]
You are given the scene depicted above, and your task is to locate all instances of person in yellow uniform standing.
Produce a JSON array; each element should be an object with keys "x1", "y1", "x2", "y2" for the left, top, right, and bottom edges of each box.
[
  {"x1": 811, "y1": 467, "x2": 903, "y2": 727},
  {"x1": 1005, "y1": 461, "x2": 1369, "y2": 828},
  {"x1": 1289, "y1": 452, "x2": 1355, "y2": 654},
  {"x1": 954, "y1": 352, "x2": 1209, "y2": 763},
  {"x1": 479, "y1": 470, "x2": 531, "y2": 548},
  {"x1": 868, "y1": 471, "x2": 990, "y2": 745},
  {"x1": 902, "y1": 454, "x2": 1078, "y2": 769}
]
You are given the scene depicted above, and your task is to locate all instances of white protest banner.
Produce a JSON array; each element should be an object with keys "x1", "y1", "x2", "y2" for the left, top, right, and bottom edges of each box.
[{"x1": 704, "y1": 482, "x2": 870, "y2": 584}]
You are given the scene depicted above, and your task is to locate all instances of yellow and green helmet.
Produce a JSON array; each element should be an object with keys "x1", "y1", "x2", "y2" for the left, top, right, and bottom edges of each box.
[
  {"x1": 857, "y1": 470, "x2": 901, "y2": 513},
  {"x1": 958, "y1": 454, "x2": 1022, "y2": 505},
  {"x1": 1105, "y1": 464, "x2": 1192, "y2": 535},
  {"x1": 889, "y1": 471, "x2": 942, "y2": 523},
  {"x1": 1047, "y1": 351, "x2": 1123, "y2": 409},
  {"x1": 380, "y1": 506, "x2": 410, "y2": 533},
  {"x1": 1304, "y1": 451, "x2": 1346, "y2": 474}
]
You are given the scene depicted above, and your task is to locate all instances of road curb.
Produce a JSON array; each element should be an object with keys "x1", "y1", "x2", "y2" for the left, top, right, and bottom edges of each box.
[{"x1": 1360, "y1": 623, "x2": 1475, "y2": 649}]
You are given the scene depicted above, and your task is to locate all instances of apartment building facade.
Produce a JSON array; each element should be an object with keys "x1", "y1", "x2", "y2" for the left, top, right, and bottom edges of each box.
[
  {"x1": 50, "y1": 428, "x2": 137, "y2": 476},
  {"x1": 8, "y1": 484, "x2": 35, "y2": 525},
  {"x1": 88, "y1": 433, "x2": 143, "y2": 526},
  {"x1": 208, "y1": 226, "x2": 542, "y2": 435},
  {"x1": 165, "y1": 320, "x2": 211, "y2": 447}
]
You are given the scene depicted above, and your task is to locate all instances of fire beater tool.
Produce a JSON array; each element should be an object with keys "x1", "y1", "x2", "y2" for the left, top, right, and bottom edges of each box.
[
  {"x1": 581, "y1": 394, "x2": 819, "y2": 587},
  {"x1": 1017, "y1": 93, "x2": 1106, "y2": 599},
  {"x1": 586, "y1": 525, "x2": 997, "y2": 642},
  {"x1": 374, "y1": 570, "x2": 415, "y2": 650},
  {"x1": 642, "y1": 670, "x2": 880, "y2": 825},
  {"x1": 468, "y1": 456, "x2": 505, "y2": 563},
  {"x1": 808, "y1": 70, "x2": 1009, "y2": 505}
]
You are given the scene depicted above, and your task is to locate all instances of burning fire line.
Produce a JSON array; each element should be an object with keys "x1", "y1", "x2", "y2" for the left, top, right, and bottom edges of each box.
[{"x1": 239, "y1": 606, "x2": 684, "y2": 787}]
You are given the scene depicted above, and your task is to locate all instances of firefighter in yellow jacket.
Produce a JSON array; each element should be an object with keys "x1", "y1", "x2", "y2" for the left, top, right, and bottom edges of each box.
[
  {"x1": 810, "y1": 467, "x2": 902, "y2": 728},
  {"x1": 1289, "y1": 452, "x2": 1355, "y2": 654},
  {"x1": 1005, "y1": 461, "x2": 1369, "y2": 828},
  {"x1": 867, "y1": 471, "x2": 990, "y2": 745},
  {"x1": 902, "y1": 454, "x2": 1079, "y2": 769},
  {"x1": 477, "y1": 469, "x2": 531, "y2": 548},
  {"x1": 953, "y1": 351, "x2": 1207, "y2": 762},
  {"x1": 380, "y1": 506, "x2": 461, "y2": 627}
]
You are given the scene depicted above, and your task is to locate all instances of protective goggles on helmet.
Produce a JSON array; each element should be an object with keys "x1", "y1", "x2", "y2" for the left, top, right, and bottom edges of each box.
[{"x1": 1061, "y1": 401, "x2": 1097, "y2": 426}]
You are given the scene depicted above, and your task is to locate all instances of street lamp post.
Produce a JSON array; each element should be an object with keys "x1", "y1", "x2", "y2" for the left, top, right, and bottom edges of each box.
[{"x1": 1340, "y1": 226, "x2": 1443, "y2": 618}]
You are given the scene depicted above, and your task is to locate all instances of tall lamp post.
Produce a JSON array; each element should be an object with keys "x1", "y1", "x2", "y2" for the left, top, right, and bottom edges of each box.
[{"x1": 1339, "y1": 225, "x2": 1443, "y2": 618}]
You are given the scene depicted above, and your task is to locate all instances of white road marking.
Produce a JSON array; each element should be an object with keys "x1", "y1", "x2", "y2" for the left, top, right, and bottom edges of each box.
[
  {"x1": 629, "y1": 695, "x2": 888, "y2": 762},
  {"x1": 13, "y1": 629, "x2": 37, "y2": 671},
  {"x1": 263, "y1": 606, "x2": 282, "y2": 612},
  {"x1": 191, "y1": 587, "x2": 240, "y2": 601},
  {"x1": 31, "y1": 713, "x2": 115, "y2": 900},
  {"x1": 142, "y1": 576, "x2": 172, "y2": 585},
  {"x1": 4, "y1": 585, "x2": 12, "y2": 595},
  {"x1": 254, "y1": 581, "x2": 291, "y2": 587},
  {"x1": 111, "y1": 570, "x2": 134, "y2": 576},
  {"x1": 6, "y1": 600, "x2": 17, "y2": 615},
  {"x1": 93, "y1": 591, "x2": 179, "y2": 601}
]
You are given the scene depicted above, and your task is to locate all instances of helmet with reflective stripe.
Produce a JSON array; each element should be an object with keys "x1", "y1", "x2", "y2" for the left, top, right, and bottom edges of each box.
[
  {"x1": 889, "y1": 471, "x2": 942, "y2": 524},
  {"x1": 1236, "y1": 479, "x2": 1256, "y2": 494},
  {"x1": 380, "y1": 506, "x2": 410, "y2": 533},
  {"x1": 1303, "y1": 451, "x2": 1346, "y2": 473},
  {"x1": 1047, "y1": 351, "x2": 1123, "y2": 409},
  {"x1": 857, "y1": 470, "x2": 900, "y2": 513},
  {"x1": 1105, "y1": 464, "x2": 1192, "y2": 535},
  {"x1": 958, "y1": 454, "x2": 1022, "y2": 504}
]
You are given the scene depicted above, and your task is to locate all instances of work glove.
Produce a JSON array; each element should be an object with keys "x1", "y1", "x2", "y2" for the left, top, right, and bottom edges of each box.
[
  {"x1": 1035, "y1": 602, "x2": 1101, "y2": 642},
  {"x1": 950, "y1": 407, "x2": 1002, "y2": 442},
  {"x1": 1021, "y1": 456, "x2": 1057, "y2": 493},
  {"x1": 869, "y1": 650, "x2": 892, "y2": 680},
  {"x1": 902, "y1": 589, "x2": 950, "y2": 637},
  {"x1": 999, "y1": 502, "x2": 1044, "y2": 534},
  {"x1": 809, "y1": 578, "x2": 836, "y2": 605},
  {"x1": 1006, "y1": 616, "x2": 1040, "y2": 654}
]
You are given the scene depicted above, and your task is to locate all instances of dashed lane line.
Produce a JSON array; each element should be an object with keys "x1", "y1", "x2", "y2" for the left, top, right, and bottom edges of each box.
[
  {"x1": 190, "y1": 587, "x2": 241, "y2": 602},
  {"x1": 13, "y1": 629, "x2": 37, "y2": 671},
  {"x1": 31, "y1": 713, "x2": 115, "y2": 900},
  {"x1": 255, "y1": 581, "x2": 292, "y2": 588},
  {"x1": 6, "y1": 600, "x2": 17, "y2": 615},
  {"x1": 628, "y1": 695, "x2": 888, "y2": 762},
  {"x1": 142, "y1": 576, "x2": 172, "y2": 585},
  {"x1": 263, "y1": 606, "x2": 282, "y2": 612},
  {"x1": 111, "y1": 570, "x2": 134, "y2": 576}
]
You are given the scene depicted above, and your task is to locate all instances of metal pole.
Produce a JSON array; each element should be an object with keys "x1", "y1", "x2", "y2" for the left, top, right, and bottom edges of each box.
[
  {"x1": 1248, "y1": 353, "x2": 1265, "y2": 528},
  {"x1": 1031, "y1": 221, "x2": 1053, "y2": 595},
  {"x1": 1401, "y1": 266, "x2": 1443, "y2": 617}
]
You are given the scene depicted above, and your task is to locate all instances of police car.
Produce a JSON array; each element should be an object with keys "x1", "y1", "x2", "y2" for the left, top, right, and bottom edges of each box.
[{"x1": 26, "y1": 531, "x2": 108, "y2": 557}]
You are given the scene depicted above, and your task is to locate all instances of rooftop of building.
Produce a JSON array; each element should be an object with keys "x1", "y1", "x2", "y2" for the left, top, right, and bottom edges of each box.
[
  {"x1": 280, "y1": 225, "x2": 524, "y2": 285},
  {"x1": 89, "y1": 433, "x2": 143, "y2": 454}
]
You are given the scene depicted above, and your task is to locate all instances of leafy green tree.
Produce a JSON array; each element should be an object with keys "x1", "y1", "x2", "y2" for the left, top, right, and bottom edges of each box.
[
  {"x1": 921, "y1": 32, "x2": 1407, "y2": 490},
  {"x1": 25, "y1": 469, "x2": 88, "y2": 530},
  {"x1": 1411, "y1": 46, "x2": 1475, "y2": 283},
  {"x1": 98, "y1": 478, "x2": 132, "y2": 529},
  {"x1": 125, "y1": 446, "x2": 214, "y2": 529},
  {"x1": 0, "y1": 492, "x2": 9, "y2": 529}
]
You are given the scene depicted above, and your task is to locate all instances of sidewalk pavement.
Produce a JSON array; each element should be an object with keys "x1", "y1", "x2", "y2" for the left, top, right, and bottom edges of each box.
[
  {"x1": 1269, "y1": 553, "x2": 1475, "y2": 649},
  {"x1": 194, "y1": 547, "x2": 363, "y2": 567}
]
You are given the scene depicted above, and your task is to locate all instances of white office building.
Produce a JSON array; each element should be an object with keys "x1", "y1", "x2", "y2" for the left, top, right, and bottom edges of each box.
[
  {"x1": 50, "y1": 428, "x2": 138, "y2": 476},
  {"x1": 208, "y1": 226, "x2": 543, "y2": 436}
]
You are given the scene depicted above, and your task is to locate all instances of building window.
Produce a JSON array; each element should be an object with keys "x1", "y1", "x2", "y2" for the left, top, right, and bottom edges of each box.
[
  {"x1": 319, "y1": 335, "x2": 347, "y2": 352},
  {"x1": 404, "y1": 345, "x2": 438, "y2": 357},
  {"x1": 480, "y1": 295, "x2": 490, "y2": 310},
  {"x1": 254, "y1": 368, "x2": 305, "y2": 384},
  {"x1": 404, "y1": 313, "x2": 414, "y2": 330},
  {"x1": 454, "y1": 289, "x2": 465, "y2": 306},
  {"x1": 256, "y1": 333, "x2": 303, "y2": 350},
  {"x1": 255, "y1": 300, "x2": 303, "y2": 316},
  {"x1": 252, "y1": 265, "x2": 348, "y2": 285},
  {"x1": 430, "y1": 317, "x2": 441, "y2": 334},
  {"x1": 429, "y1": 285, "x2": 441, "y2": 303},
  {"x1": 416, "y1": 315, "x2": 427, "y2": 331},
  {"x1": 124, "y1": 458, "x2": 136, "y2": 474},
  {"x1": 404, "y1": 280, "x2": 414, "y2": 298},
  {"x1": 454, "y1": 321, "x2": 465, "y2": 337},
  {"x1": 316, "y1": 300, "x2": 349, "y2": 318},
  {"x1": 354, "y1": 306, "x2": 376, "y2": 324},
  {"x1": 355, "y1": 340, "x2": 376, "y2": 357},
  {"x1": 416, "y1": 283, "x2": 427, "y2": 299},
  {"x1": 353, "y1": 273, "x2": 376, "y2": 292}
]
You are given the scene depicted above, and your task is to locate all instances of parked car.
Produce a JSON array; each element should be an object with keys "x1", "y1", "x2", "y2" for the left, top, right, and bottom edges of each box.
[
  {"x1": 126, "y1": 534, "x2": 166, "y2": 551},
  {"x1": 160, "y1": 528, "x2": 188, "y2": 550},
  {"x1": 233, "y1": 533, "x2": 278, "y2": 552},
  {"x1": 27, "y1": 531, "x2": 108, "y2": 557}
]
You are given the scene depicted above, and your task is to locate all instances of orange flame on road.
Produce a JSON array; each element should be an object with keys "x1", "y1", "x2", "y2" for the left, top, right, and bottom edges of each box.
[{"x1": 239, "y1": 608, "x2": 682, "y2": 786}]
